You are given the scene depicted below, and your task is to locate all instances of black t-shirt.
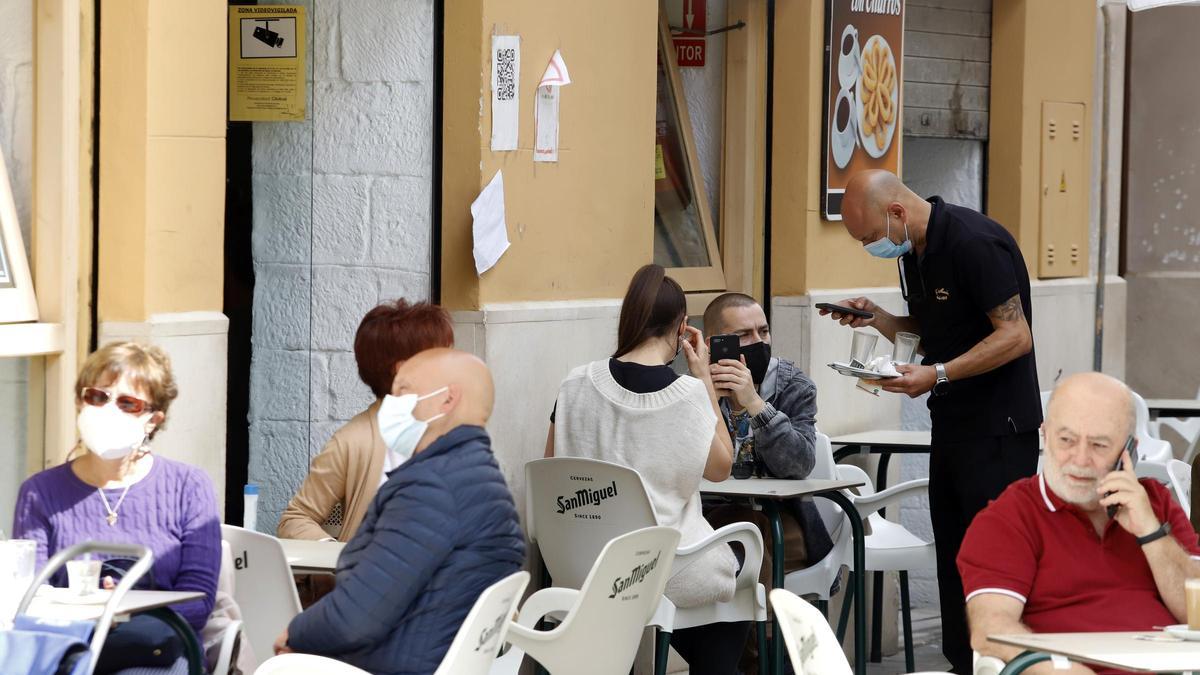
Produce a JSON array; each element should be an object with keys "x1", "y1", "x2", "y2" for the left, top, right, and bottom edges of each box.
[
  {"x1": 550, "y1": 358, "x2": 679, "y2": 422},
  {"x1": 903, "y1": 197, "x2": 1042, "y2": 442}
]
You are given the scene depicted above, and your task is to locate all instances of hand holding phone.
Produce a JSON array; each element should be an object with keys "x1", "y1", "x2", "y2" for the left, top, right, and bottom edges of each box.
[
  {"x1": 817, "y1": 299, "x2": 877, "y2": 329},
  {"x1": 1105, "y1": 436, "x2": 1138, "y2": 518},
  {"x1": 815, "y1": 302, "x2": 875, "y2": 320}
]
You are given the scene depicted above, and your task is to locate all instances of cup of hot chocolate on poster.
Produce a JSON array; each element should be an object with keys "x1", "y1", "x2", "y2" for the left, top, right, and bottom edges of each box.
[
  {"x1": 837, "y1": 23, "x2": 860, "y2": 91},
  {"x1": 832, "y1": 88, "x2": 856, "y2": 170}
]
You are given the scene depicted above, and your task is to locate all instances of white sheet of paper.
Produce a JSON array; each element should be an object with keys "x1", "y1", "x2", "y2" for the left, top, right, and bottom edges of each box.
[
  {"x1": 534, "y1": 50, "x2": 571, "y2": 163},
  {"x1": 470, "y1": 171, "x2": 510, "y2": 275},
  {"x1": 490, "y1": 36, "x2": 520, "y2": 152}
]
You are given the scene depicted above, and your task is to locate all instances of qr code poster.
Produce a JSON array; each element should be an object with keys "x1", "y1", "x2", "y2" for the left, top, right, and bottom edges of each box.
[
  {"x1": 240, "y1": 17, "x2": 298, "y2": 59},
  {"x1": 491, "y1": 35, "x2": 520, "y2": 152}
]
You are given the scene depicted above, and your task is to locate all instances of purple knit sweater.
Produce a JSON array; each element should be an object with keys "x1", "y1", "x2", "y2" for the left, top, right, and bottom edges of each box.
[{"x1": 12, "y1": 456, "x2": 221, "y2": 632}]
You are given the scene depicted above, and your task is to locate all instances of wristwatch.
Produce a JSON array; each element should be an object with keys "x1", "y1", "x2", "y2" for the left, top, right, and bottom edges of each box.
[
  {"x1": 932, "y1": 363, "x2": 950, "y2": 396},
  {"x1": 1136, "y1": 521, "x2": 1171, "y2": 547},
  {"x1": 750, "y1": 403, "x2": 778, "y2": 430}
]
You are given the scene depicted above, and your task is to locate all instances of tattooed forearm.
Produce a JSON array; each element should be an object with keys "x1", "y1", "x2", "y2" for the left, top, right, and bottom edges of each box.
[{"x1": 988, "y1": 294, "x2": 1023, "y2": 322}]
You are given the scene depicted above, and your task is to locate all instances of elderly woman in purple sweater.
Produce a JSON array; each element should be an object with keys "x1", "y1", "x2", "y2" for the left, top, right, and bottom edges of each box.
[{"x1": 13, "y1": 341, "x2": 220, "y2": 667}]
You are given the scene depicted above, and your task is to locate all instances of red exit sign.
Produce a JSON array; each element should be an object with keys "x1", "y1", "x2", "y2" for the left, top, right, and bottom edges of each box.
[{"x1": 672, "y1": 0, "x2": 706, "y2": 67}]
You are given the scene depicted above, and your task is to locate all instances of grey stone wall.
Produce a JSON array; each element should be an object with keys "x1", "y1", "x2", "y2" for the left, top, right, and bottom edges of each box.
[
  {"x1": 248, "y1": 0, "x2": 434, "y2": 533},
  {"x1": 0, "y1": 0, "x2": 33, "y2": 533}
]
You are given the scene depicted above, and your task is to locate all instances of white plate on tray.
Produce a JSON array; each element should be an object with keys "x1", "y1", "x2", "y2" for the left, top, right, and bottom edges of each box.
[{"x1": 828, "y1": 361, "x2": 899, "y2": 380}]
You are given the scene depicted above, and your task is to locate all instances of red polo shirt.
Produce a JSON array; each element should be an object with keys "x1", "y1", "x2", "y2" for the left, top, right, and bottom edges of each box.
[{"x1": 958, "y1": 474, "x2": 1200, "y2": 665}]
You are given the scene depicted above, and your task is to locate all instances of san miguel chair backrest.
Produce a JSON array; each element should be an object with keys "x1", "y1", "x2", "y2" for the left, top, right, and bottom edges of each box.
[
  {"x1": 525, "y1": 457, "x2": 658, "y2": 589},
  {"x1": 220, "y1": 525, "x2": 303, "y2": 665},
  {"x1": 433, "y1": 571, "x2": 530, "y2": 675},
  {"x1": 505, "y1": 527, "x2": 681, "y2": 675}
]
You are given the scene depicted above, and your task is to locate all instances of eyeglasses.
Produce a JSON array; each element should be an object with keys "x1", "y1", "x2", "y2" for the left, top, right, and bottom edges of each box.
[{"x1": 80, "y1": 387, "x2": 154, "y2": 415}]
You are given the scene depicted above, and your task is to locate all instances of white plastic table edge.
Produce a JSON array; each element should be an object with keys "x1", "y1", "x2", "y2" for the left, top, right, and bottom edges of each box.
[
  {"x1": 25, "y1": 589, "x2": 205, "y2": 622},
  {"x1": 989, "y1": 632, "x2": 1200, "y2": 672},
  {"x1": 700, "y1": 478, "x2": 863, "y2": 498}
]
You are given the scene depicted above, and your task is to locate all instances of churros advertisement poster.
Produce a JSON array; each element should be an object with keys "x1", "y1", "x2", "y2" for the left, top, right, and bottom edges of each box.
[{"x1": 822, "y1": 0, "x2": 904, "y2": 220}]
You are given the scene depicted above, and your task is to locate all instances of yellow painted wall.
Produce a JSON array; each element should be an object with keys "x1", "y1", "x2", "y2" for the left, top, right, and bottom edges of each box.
[
  {"x1": 98, "y1": 0, "x2": 226, "y2": 321},
  {"x1": 441, "y1": 0, "x2": 657, "y2": 309},
  {"x1": 770, "y1": 0, "x2": 898, "y2": 297},
  {"x1": 988, "y1": 0, "x2": 1096, "y2": 269}
]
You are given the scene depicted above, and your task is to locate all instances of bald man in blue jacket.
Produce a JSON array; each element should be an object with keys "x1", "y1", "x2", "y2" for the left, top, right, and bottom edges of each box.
[{"x1": 277, "y1": 349, "x2": 525, "y2": 674}]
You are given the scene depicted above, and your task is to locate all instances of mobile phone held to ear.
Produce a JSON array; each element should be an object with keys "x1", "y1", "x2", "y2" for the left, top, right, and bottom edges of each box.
[
  {"x1": 815, "y1": 302, "x2": 875, "y2": 320},
  {"x1": 709, "y1": 334, "x2": 741, "y2": 364},
  {"x1": 1105, "y1": 436, "x2": 1139, "y2": 518}
]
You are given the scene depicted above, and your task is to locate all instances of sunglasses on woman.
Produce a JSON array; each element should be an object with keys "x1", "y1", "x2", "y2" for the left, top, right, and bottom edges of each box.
[{"x1": 80, "y1": 387, "x2": 154, "y2": 415}]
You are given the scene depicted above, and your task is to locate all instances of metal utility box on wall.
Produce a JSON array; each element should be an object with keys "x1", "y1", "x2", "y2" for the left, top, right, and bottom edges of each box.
[{"x1": 1038, "y1": 101, "x2": 1088, "y2": 278}]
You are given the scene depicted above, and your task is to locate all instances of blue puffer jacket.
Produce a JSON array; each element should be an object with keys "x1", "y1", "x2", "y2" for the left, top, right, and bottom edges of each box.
[{"x1": 287, "y1": 425, "x2": 526, "y2": 675}]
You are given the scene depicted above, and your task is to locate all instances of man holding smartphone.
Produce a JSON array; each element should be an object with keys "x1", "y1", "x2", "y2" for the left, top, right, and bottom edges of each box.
[
  {"x1": 703, "y1": 294, "x2": 832, "y2": 577},
  {"x1": 822, "y1": 170, "x2": 1041, "y2": 674}
]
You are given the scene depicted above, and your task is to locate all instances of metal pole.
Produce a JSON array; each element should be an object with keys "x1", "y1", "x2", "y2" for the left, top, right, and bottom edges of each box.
[{"x1": 1094, "y1": 4, "x2": 1112, "y2": 371}]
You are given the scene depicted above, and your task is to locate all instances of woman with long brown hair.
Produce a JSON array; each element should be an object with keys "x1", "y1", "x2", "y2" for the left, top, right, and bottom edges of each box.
[{"x1": 545, "y1": 264, "x2": 745, "y2": 674}]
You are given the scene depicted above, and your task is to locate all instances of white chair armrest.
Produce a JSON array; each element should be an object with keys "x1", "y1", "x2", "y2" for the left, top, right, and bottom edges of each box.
[
  {"x1": 972, "y1": 651, "x2": 1006, "y2": 675},
  {"x1": 853, "y1": 478, "x2": 929, "y2": 520},
  {"x1": 212, "y1": 619, "x2": 242, "y2": 675},
  {"x1": 513, "y1": 587, "x2": 581, "y2": 629},
  {"x1": 672, "y1": 522, "x2": 764, "y2": 591}
]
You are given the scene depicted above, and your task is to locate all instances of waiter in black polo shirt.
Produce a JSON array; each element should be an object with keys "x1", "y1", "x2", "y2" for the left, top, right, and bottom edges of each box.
[{"x1": 820, "y1": 170, "x2": 1041, "y2": 674}]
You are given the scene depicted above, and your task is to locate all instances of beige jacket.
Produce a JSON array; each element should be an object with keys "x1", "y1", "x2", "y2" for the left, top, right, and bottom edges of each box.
[{"x1": 277, "y1": 400, "x2": 386, "y2": 543}]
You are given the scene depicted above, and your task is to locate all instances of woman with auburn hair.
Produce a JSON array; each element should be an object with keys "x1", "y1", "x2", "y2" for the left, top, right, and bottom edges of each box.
[
  {"x1": 545, "y1": 264, "x2": 745, "y2": 675},
  {"x1": 13, "y1": 341, "x2": 221, "y2": 672},
  {"x1": 277, "y1": 299, "x2": 454, "y2": 543}
]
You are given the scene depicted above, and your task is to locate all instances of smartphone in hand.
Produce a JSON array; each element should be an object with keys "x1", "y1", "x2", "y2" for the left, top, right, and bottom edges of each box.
[
  {"x1": 815, "y1": 302, "x2": 875, "y2": 320},
  {"x1": 1105, "y1": 436, "x2": 1138, "y2": 518},
  {"x1": 709, "y1": 334, "x2": 740, "y2": 364}
]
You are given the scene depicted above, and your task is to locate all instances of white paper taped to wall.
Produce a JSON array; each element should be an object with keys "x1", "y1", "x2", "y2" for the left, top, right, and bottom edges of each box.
[
  {"x1": 534, "y1": 50, "x2": 571, "y2": 163},
  {"x1": 471, "y1": 170, "x2": 510, "y2": 275},
  {"x1": 491, "y1": 36, "x2": 520, "y2": 152}
]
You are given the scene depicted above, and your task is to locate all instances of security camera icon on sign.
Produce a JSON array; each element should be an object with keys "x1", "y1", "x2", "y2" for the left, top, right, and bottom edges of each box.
[{"x1": 253, "y1": 20, "x2": 285, "y2": 48}]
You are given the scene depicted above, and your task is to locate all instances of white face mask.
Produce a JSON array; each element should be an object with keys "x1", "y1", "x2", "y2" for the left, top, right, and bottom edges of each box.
[
  {"x1": 377, "y1": 387, "x2": 449, "y2": 466},
  {"x1": 78, "y1": 404, "x2": 152, "y2": 460}
]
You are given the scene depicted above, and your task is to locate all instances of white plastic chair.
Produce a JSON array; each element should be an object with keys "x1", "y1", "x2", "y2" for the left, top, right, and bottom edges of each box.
[
  {"x1": 770, "y1": 589, "x2": 950, "y2": 675},
  {"x1": 221, "y1": 525, "x2": 303, "y2": 668},
  {"x1": 834, "y1": 463, "x2": 935, "y2": 673},
  {"x1": 1136, "y1": 459, "x2": 1192, "y2": 518},
  {"x1": 254, "y1": 653, "x2": 369, "y2": 674},
  {"x1": 524, "y1": 457, "x2": 768, "y2": 675},
  {"x1": 782, "y1": 433, "x2": 852, "y2": 607},
  {"x1": 1153, "y1": 416, "x2": 1200, "y2": 464},
  {"x1": 491, "y1": 526, "x2": 680, "y2": 675},
  {"x1": 434, "y1": 571, "x2": 530, "y2": 675}
]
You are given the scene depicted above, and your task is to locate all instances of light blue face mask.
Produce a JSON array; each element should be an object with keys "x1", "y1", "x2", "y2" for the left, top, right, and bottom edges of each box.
[
  {"x1": 377, "y1": 387, "x2": 448, "y2": 467},
  {"x1": 863, "y1": 211, "x2": 912, "y2": 259}
]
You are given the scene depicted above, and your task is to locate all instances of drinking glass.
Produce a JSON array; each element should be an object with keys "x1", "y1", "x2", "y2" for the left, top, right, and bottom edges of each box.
[
  {"x1": 67, "y1": 557, "x2": 102, "y2": 596},
  {"x1": 849, "y1": 330, "x2": 879, "y2": 368},
  {"x1": 1187, "y1": 555, "x2": 1200, "y2": 630},
  {"x1": 0, "y1": 539, "x2": 37, "y2": 625},
  {"x1": 892, "y1": 331, "x2": 921, "y2": 365}
]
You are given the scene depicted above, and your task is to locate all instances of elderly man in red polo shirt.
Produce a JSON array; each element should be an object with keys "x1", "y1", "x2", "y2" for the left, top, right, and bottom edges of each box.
[{"x1": 958, "y1": 372, "x2": 1200, "y2": 674}]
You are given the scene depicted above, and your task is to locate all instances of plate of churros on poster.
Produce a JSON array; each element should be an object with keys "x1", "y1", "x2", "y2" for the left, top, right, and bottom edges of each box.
[{"x1": 855, "y1": 35, "x2": 898, "y2": 158}]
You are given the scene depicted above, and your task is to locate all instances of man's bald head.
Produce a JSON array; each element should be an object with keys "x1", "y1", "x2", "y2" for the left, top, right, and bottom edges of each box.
[
  {"x1": 841, "y1": 170, "x2": 925, "y2": 246},
  {"x1": 391, "y1": 348, "x2": 495, "y2": 453},
  {"x1": 1046, "y1": 372, "x2": 1136, "y2": 441}
]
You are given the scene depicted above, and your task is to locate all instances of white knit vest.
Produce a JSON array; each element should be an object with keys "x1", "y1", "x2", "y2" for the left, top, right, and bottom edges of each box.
[{"x1": 554, "y1": 359, "x2": 737, "y2": 608}]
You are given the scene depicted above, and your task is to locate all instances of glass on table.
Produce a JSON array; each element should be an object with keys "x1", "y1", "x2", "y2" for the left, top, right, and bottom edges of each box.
[
  {"x1": 892, "y1": 331, "x2": 921, "y2": 365},
  {"x1": 67, "y1": 555, "x2": 102, "y2": 596},
  {"x1": 0, "y1": 539, "x2": 37, "y2": 626},
  {"x1": 849, "y1": 330, "x2": 879, "y2": 369}
]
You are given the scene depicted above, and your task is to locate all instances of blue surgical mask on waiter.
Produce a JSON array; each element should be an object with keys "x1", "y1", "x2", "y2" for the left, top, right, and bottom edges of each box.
[{"x1": 864, "y1": 209, "x2": 912, "y2": 259}]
